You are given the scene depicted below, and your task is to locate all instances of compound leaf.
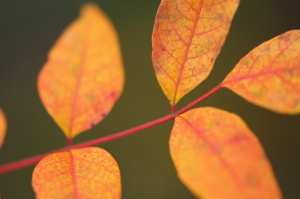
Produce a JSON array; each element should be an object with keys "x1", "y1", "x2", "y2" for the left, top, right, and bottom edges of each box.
[
  {"x1": 222, "y1": 30, "x2": 300, "y2": 114},
  {"x1": 32, "y1": 147, "x2": 121, "y2": 199},
  {"x1": 170, "y1": 107, "x2": 282, "y2": 199}
]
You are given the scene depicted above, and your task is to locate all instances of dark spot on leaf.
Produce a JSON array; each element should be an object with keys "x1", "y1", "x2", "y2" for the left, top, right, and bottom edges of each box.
[
  {"x1": 211, "y1": 58, "x2": 214, "y2": 63},
  {"x1": 102, "y1": 113, "x2": 107, "y2": 117},
  {"x1": 154, "y1": 65, "x2": 161, "y2": 72},
  {"x1": 111, "y1": 92, "x2": 116, "y2": 97},
  {"x1": 246, "y1": 174, "x2": 257, "y2": 186},
  {"x1": 260, "y1": 155, "x2": 267, "y2": 161},
  {"x1": 83, "y1": 154, "x2": 87, "y2": 157},
  {"x1": 162, "y1": 48, "x2": 165, "y2": 51},
  {"x1": 294, "y1": 100, "x2": 299, "y2": 108},
  {"x1": 279, "y1": 33, "x2": 290, "y2": 42},
  {"x1": 280, "y1": 34, "x2": 290, "y2": 42},
  {"x1": 216, "y1": 14, "x2": 224, "y2": 22},
  {"x1": 289, "y1": 69, "x2": 294, "y2": 76}
]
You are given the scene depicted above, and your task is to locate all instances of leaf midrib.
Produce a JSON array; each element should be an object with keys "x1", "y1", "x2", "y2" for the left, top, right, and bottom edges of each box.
[
  {"x1": 68, "y1": 22, "x2": 88, "y2": 138},
  {"x1": 171, "y1": 0, "x2": 204, "y2": 105}
]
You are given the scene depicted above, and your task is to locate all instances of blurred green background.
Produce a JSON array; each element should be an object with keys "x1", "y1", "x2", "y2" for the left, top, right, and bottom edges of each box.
[{"x1": 0, "y1": 0, "x2": 300, "y2": 198}]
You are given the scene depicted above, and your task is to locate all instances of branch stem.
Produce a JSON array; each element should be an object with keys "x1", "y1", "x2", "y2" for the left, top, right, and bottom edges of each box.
[
  {"x1": 0, "y1": 84, "x2": 223, "y2": 174},
  {"x1": 178, "y1": 84, "x2": 223, "y2": 115}
]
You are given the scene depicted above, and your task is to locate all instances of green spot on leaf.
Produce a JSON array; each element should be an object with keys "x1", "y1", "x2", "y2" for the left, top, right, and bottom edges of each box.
[
  {"x1": 71, "y1": 64, "x2": 79, "y2": 75},
  {"x1": 87, "y1": 94, "x2": 95, "y2": 101},
  {"x1": 252, "y1": 89, "x2": 264, "y2": 98}
]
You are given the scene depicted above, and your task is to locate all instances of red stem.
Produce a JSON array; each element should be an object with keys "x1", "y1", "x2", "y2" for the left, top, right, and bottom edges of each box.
[
  {"x1": 0, "y1": 147, "x2": 69, "y2": 174},
  {"x1": 72, "y1": 114, "x2": 174, "y2": 149},
  {"x1": 0, "y1": 84, "x2": 223, "y2": 175},
  {"x1": 67, "y1": 138, "x2": 73, "y2": 146},
  {"x1": 178, "y1": 83, "x2": 223, "y2": 115},
  {"x1": 0, "y1": 115, "x2": 174, "y2": 175}
]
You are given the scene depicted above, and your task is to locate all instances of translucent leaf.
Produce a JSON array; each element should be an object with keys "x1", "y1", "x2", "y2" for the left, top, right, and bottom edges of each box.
[
  {"x1": 170, "y1": 107, "x2": 282, "y2": 199},
  {"x1": 152, "y1": 0, "x2": 239, "y2": 106},
  {"x1": 38, "y1": 3, "x2": 124, "y2": 138},
  {"x1": 222, "y1": 30, "x2": 300, "y2": 114},
  {"x1": 32, "y1": 147, "x2": 121, "y2": 199}
]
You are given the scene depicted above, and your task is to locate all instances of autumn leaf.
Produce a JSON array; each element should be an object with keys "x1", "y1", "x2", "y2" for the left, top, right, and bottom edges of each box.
[
  {"x1": 152, "y1": 0, "x2": 239, "y2": 107},
  {"x1": 32, "y1": 147, "x2": 121, "y2": 199},
  {"x1": 0, "y1": 108, "x2": 7, "y2": 148},
  {"x1": 38, "y1": 3, "x2": 124, "y2": 139},
  {"x1": 170, "y1": 107, "x2": 282, "y2": 199},
  {"x1": 222, "y1": 30, "x2": 300, "y2": 114}
]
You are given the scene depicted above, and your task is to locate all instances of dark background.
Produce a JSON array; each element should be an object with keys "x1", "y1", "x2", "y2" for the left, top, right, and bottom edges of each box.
[{"x1": 0, "y1": 0, "x2": 300, "y2": 198}]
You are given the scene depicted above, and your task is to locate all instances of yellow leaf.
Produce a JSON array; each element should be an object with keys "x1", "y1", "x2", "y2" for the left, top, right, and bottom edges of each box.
[
  {"x1": 222, "y1": 30, "x2": 300, "y2": 114},
  {"x1": 170, "y1": 107, "x2": 282, "y2": 199},
  {"x1": 38, "y1": 3, "x2": 124, "y2": 138},
  {"x1": 32, "y1": 147, "x2": 121, "y2": 199},
  {"x1": 152, "y1": 0, "x2": 239, "y2": 107}
]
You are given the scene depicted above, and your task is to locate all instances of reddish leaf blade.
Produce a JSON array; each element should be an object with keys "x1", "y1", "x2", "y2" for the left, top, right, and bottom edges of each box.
[
  {"x1": 170, "y1": 107, "x2": 282, "y2": 199},
  {"x1": 222, "y1": 30, "x2": 300, "y2": 114},
  {"x1": 38, "y1": 3, "x2": 124, "y2": 138},
  {"x1": 0, "y1": 108, "x2": 7, "y2": 148},
  {"x1": 152, "y1": 0, "x2": 239, "y2": 107},
  {"x1": 32, "y1": 147, "x2": 121, "y2": 199}
]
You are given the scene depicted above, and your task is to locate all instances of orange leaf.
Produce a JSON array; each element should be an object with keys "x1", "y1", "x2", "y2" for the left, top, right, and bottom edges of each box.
[
  {"x1": 222, "y1": 30, "x2": 300, "y2": 114},
  {"x1": 152, "y1": 0, "x2": 239, "y2": 106},
  {"x1": 170, "y1": 107, "x2": 282, "y2": 199},
  {"x1": 0, "y1": 108, "x2": 7, "y2": 148},
  {"x1": 32, "y1": 147, "x2": 121, "y2": 199},
  {"x1": 38, "y1": 3, "x2": 124, "y2": 138}
]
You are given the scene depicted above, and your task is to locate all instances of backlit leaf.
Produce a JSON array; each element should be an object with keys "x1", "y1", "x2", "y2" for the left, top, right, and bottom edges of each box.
[
  {"x1": 170, "y1": 107, "x2": 282, "y2": 199},
  {"x1": 0, "y1": 108, "x2": 7, "y2": 148},
  {"x1": 38, "y1": 3, "x2": 124, "y2": 138},
  {"x1": 32, "y1": 147, "x2": 121, "y2": 199},
  {"x1": 152, "y1": 0, "x2": 239, "y2": 107},
  {"x1": 222, "y1": 30, "x2": 300, "y2": 114}
]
